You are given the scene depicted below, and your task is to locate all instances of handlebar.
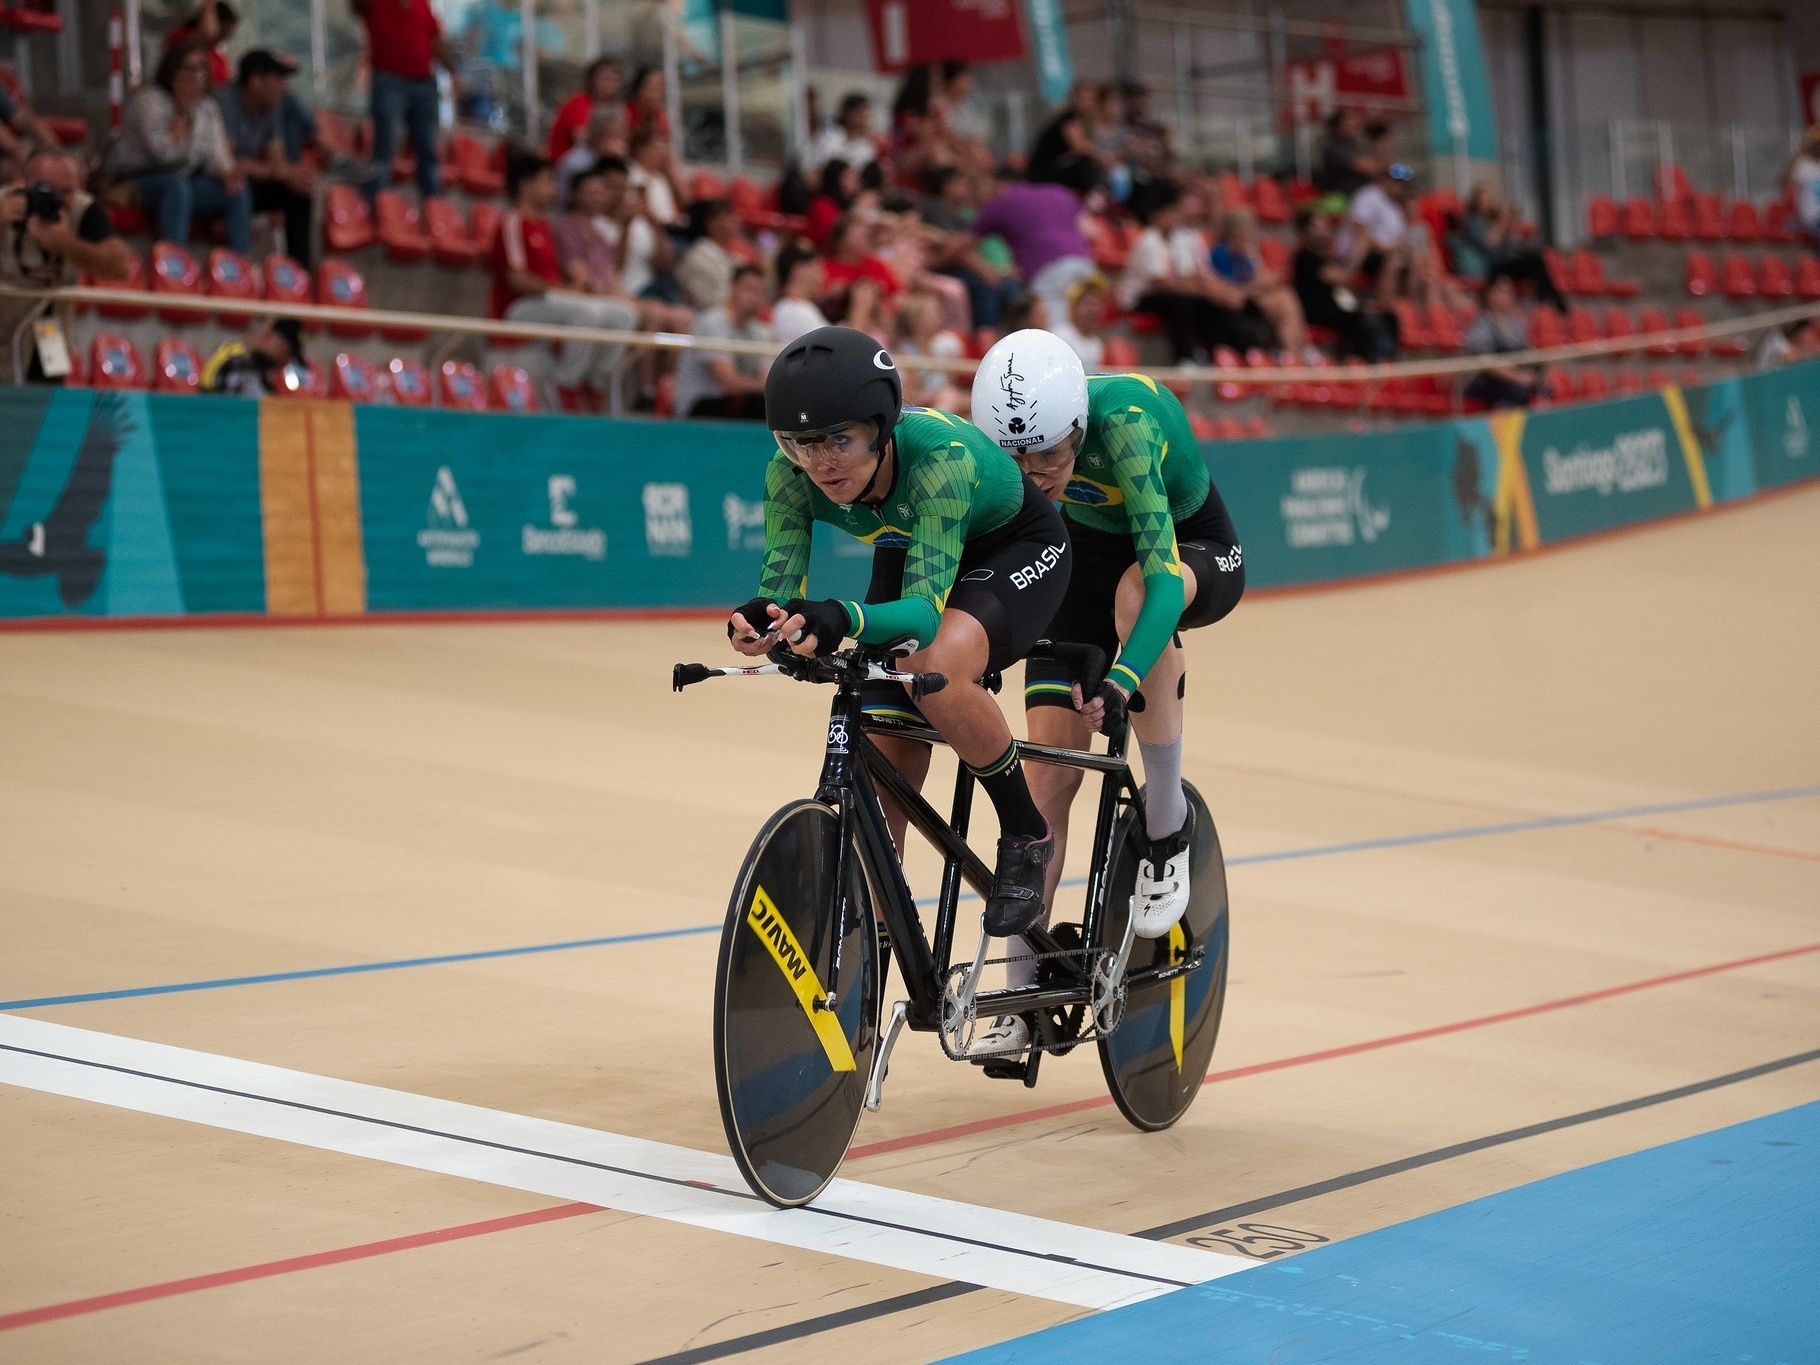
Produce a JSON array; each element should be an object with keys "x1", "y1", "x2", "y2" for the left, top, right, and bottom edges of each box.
[{"x1": 673, "y1": 643, "x2": 948, "y2": 701}]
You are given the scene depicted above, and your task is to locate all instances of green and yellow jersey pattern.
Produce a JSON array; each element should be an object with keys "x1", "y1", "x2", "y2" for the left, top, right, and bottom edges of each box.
[
  {"x1": 756, "y1": 406, "x2": 1026, "y2": 647},
  {"x1": 1059, "y1": 373, "x2": 1212, "y2": 693}
]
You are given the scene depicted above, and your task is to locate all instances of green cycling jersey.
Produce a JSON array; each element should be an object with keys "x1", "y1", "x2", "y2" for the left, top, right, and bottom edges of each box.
[
  {"x1": 756, "y1": 406, "x2": 1027, "y2": 647},
  {"x1": 1058, "y1": 373, "x2": 1212, "y2": 694}
]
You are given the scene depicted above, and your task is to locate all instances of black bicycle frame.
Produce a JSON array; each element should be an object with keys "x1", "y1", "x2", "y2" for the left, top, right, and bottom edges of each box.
[{"x1": 808, "y1": 666, "x2": 1144, "y2": 1033}]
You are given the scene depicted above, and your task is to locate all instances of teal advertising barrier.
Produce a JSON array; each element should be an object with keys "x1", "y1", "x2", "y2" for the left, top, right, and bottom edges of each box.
[{"x1": 1, "y1": 358, "x2": 1816, "y2": 625}]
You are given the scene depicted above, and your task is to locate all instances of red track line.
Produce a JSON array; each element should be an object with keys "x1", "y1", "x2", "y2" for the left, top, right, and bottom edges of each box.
[
  {"x1": 1635, "y1": 825, "x2": 1820, "y2": 864},
  {"x1": 844, "y1": 939, "x2": 1820, "y2": 1161},
  {"x1": 0, "y1": 1202, "x2": 602, "y2": 1333}
]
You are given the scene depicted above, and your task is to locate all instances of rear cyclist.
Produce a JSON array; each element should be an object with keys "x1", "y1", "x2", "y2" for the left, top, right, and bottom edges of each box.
[
  {"x1": 969, "y1": 330, "x2": 1243, "y2": 1045},
  {"x1": 729, "y1": 325, "x2": 1073, "y2": 934}
]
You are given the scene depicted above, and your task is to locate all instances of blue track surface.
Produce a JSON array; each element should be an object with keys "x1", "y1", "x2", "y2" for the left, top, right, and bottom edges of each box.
[
  {"x1": 943, "y1": 1100, "x2": 1820, "y2": 1364},
  {"x1": 4, "y1": 782, "x2": 1814, "y2": 1012}
]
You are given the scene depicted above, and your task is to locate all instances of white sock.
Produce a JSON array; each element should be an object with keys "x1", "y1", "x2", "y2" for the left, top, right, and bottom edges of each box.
[
  {"x1": 1005, "y1": 934, "x2": 1038, "y2": 991},
  {"x1": 1139, "y1": 737, "x2": 1187, "y2": 839}
]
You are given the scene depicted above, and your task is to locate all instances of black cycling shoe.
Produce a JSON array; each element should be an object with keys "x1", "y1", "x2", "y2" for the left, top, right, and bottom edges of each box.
[{"x1": 983, "y1": 823, "x2": 1055, "y2": 936}]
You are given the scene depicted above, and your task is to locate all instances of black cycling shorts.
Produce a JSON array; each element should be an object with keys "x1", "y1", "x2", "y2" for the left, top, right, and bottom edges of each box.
[
  {"x1": 1026, "y1": 485, "x2": 1244, "y2": 710},
  {"x1": 861, "y1": 475, "x2": 1071, "y2": 725}
]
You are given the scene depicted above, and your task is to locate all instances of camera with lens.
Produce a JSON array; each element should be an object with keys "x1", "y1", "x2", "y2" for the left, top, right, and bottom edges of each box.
[{"x1": 22, "y1": 182, "x2": 63, "y2": 223}]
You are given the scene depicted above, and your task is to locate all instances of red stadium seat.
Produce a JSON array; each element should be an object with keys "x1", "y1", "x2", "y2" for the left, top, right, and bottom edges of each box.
[
  {"x1": 1586, "y1": 195, "x2": 1618, "y2": 239},
  {"x1": 1426, "y1": 301, "x2": 1463, "y2": 353},
  {"x1": 1645, "y1": 368, "x2": 1675, "y2": 390},
  {"x1": 382, "y1": 356, "x2": 432, "y2": 406},
  {"x1": 1692, "y1": 194, "x2": 1725, "y2": 242},
  {"x1": 1567, "y1": 306, "x2": 1601, "y2": 345},
  {"x1": 1211, "y1": 346, "x2": 1245, "y2": 401},
  {"x1": 1673, "y1": 307, "x2": 1707, "y2": 357},
  {"x1": 1655, "y1": 164, "x2": 1692, "y2": 204},
  {"x1": 422, "y1": 195, "x2": 479, "y2": 267},
  {"x1": 1764, "y1": 200, "x2": 1796, "y2": 244},
  {"x1": 468, "y1": 201, "x2": 501, "y2": 260},
  {"x1": 89, "y1": 250, "x2": 150, "y2": 320},
  {"x1": 1602, "y1": 307, "x2": 1635, "y2": 354},
  {"x1": 447, "y1": 134, "x2": 503, "y2": 197},
  {"x1": 1578, "y1": 368, "x2": 1610, "y2": 400},
  {"x1": 1759, "y1": 255, "x2": 1794, "y2": 299},
  {"x1": 1242, "y1": 415, "x2": 1271, "y2": 438},
  {"x1": 1391, "y1": 299, "x2": 1433, "y2": 350},
  {"x1": 272, "y1": 360, "x2": 327, "y2": 399},
  {"x1": 89, "y1": 333, "x2": 147, "y2": 389},
  {"x1": 329, "y1": 352, "x2": 382, "y2": 402},
  {"x1": 1796, "y1": 254, "x2": 1820, "y2": 301},
  {"x1": 1728, "y1": 200, "x2": 1760, "y2": 243},
  {"x1": 206, "y1": 247, "x2": 260, "y2": 325},
  {"x1": 1658, "y1": 198, "x2": 1692, "y2": 241},
  {"x1": 1252, "y1": 176, "x2": 1290, "y2": 224},
  {"x1": 438, "y1": 360, "x2": 487, "y2": 410},
  {"x1": 488, "y1": 363, "x2": 538, "y2": 413},
  {"x1": 1100, "y1": 336, "x2": 1141, "y2": 368},
  {"x1": 152, "y1": 336, "x2": 205, "y2": 392},
  {"x1": 1186, "y1": 410, "x2": 1218, "y2": 441},
  {"x1": 324, "y1": 183, "x2": 375, "y2": 254},
  {"x1": 689, "y1": 171, "x2": 727, "y2": 202},
  {"x1": 375, "y1": 189, "x2": 431, "y2": 263},
  {"x1": 1621, "y1": 197, "x2": 1656, "y2": 240},
  {"x1": 149, "y1": 241, "x2": 208, "y2": 324},
  {"x1": 1720, "y1": 252, "x2": 1757, "y2": 299},
  {"x1": 1528, "y1": 306, "x2": 1567, "y2": 349},
  {"x1": 1684, "y1": 251, "x2": 1717, "y2": 297},
  {"x1": 316, "y1": 258, "x2": 373, "y2": 337},
  {"x1": 1614, "y1": 369, "x2": 1644, "y2": 394},
  {"x1": 1638, "y1": 307, "x2": 1675, "y2": 357},
  {"x1": 729, "y1": 176, "x2": 789, "y2": 233},
  {"x1": 1543, "y1": 247, "x2": 1571, "y2": 296}
]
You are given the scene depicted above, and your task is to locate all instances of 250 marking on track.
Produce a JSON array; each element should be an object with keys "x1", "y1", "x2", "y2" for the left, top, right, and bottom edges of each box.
[{"x1": 1182, "y1": 1222, "x2": 1329, "y2": 1259}]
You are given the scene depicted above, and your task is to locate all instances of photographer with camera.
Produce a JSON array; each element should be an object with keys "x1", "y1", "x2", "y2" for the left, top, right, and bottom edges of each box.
[{"x1": 1, "y1": 147, "x2": 133, "y2": 382}]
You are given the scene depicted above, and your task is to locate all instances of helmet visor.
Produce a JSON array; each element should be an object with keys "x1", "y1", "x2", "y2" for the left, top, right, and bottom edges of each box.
[{"x1": 775, "y1": 419, "x2": 879, "y2": 468}]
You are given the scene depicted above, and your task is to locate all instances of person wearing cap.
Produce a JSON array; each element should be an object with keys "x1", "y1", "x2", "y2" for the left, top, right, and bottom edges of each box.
[
  {"x1": 213, "y1": 50, "x2": 320, "y2": 266},
  {"x1": 1336, "y1": 160, "x2": 1417, "y2": 307},
  {"x1": 202, "y1": 316, "x2": 304, "y2": 397}
]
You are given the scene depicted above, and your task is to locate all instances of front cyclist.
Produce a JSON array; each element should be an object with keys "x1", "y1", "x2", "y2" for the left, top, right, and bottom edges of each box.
[
  {"x1": 969, "y1": 330, "x2": 1243, "y2": 1045},
  {"x1": 729, "y1": 325, "x2": 1073, "y2": 935}
]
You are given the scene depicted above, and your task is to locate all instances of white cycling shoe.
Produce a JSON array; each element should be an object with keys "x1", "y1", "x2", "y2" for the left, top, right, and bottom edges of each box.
[
  {"x1": 967, "y1": 1014, "x2": 1030, "y2": 1058},
  {"x1": 1130, "y1": 812, "x2": 1193, "y2": 939}
]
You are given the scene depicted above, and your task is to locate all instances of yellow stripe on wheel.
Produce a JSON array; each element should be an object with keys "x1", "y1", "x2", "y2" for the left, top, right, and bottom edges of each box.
[{"x1": 746, "y1": 886, "x2": 857, "y2": 1072}]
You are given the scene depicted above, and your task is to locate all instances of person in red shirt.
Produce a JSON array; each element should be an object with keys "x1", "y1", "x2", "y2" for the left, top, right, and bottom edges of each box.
[
  {"x1": 490, "y1": 150, "x2": 640, "y2": 410},
  {"x1": 822, "y1": 213, "x2": 901, "y2": 300},
  {"x1": 352, "y1": 0, "x2": 453, "y2": 199},
  {"x1": 626, "y1": 65, "x2": 670, "y2": 141},
  {"x1": 547, "y1": 56, "x2": 622, "y2": 162},
  {"x1": 162, "y1": 0, "x2": 236, "y2": 86}
]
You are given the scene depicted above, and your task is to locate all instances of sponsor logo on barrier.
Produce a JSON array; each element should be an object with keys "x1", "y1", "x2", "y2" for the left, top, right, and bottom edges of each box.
[
  {"x1": 1784, "y1": 395, "x2": 1809, "y2": 460},
  {"x1": 1280, "y1": 467, "x2": 1390, "y2": 548},
  {"x1": 643, "y1": 483, "x2": 693, "y2": 555},
  {"x1": 522, "y1": 474, "x2": 606, "y2": 560},
  {"x1": 1541, "y1": 429, "x2": 1669, "y2": 496},
  {"x1": 1009, "y1": 543, "x2": 1067, "y2": 590},
  {"x1": 723, "y1": 493, "x2": 766, "y2": 550},
  {"x1": 418, "y1": 466, "x2": 480, "y2": 568}
]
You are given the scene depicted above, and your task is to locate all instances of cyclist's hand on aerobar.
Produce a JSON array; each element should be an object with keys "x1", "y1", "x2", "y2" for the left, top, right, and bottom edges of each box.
[
  {"x1": 1073, "y1": 677, "x2": 1130, "y2": 735},
  {"x1": 777, "y1": 598, "x2": 850, "y2": 657},
  {"x1": 728, "y1": 598, "x2": 782, "y2": 656}
]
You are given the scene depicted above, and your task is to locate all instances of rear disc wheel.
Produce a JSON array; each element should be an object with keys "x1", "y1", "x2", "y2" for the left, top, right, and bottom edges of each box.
[{"x1": 713, "y1": 800, "x2": 878, "y2": 1206}]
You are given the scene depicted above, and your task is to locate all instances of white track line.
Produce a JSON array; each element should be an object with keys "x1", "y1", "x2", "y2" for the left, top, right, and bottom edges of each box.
[{"x1": 0, "y1": 1016, "x2": 1248, "y2": 1309}]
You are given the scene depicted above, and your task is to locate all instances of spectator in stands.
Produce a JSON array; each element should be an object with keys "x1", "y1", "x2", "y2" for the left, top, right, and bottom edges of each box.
[
  {"x1": 1052, "y1": 273, "x2": 1111, "y2": 369},
  {"x1": 626, "y1": 66, "x2": 669, "y2": 140},
  {"x1": 1449, "y1": 184, "x2": 1563, "y2": 311},
  {"x1": 1290, "y1": 206, "x2": 1396, "y2": 362},
  {"x1": 939, "y1": 62, "x2": 990, "y2": 147},
  {"x1": 892, "y1": 290, "x2": 967, "y2": 412},
  {"x1": 920, "y1": 165, "x2": 1019, "y2": 328},
  {"x1": 1781, "y1": 126, "x2": 1820, "y2": 240},
  {"x1": 548, "y1": 56, "x2": 623, "y2": 162},
  {"x1": 671, "y1": 262, "x2": 770, "y2": 419},
  {"x1": 1027, "y1": 84, "x2": 1100, "y2": 188},
  {"x1": 557, "y1": 104, "x2": 629, "y2": 206},
  {"x1": 554, "y1": 161, "x2": 691, "y2": 334},
  {"x1": 676, "y1": 197, "x2": 742, "y2": 310},
  {"x1": 804, "y1": 157, "x2": 880, "y2": 253},
  {"x1": 1461, "y1": 276, "x2": 1537, "y2": 409},
  {"x1": 770, "y1": 238, "x2": 830, "y2": 345},
  {"x1": 627, "y1": 124, "x2": 685, "y2": 230},
  {"x1": 1211, "y1": 207, "x2": 1309, "y2": 356},
  {"x1": 353, "y1": 0, "x2": 452, "y2": 201},
  {"x1": 972, "y1": 164, "x2": 1098, "y2": 331},
  {"x1": 823, "y1": 212, "x2": 902, "y2": 305},
  {"x1": 202, "y1": 317, "x2": 303, "y2": 396},
  {"x1": 1121, "y1": 81, "x2": 1174, "y2": 219},
  {"x1": 111, "y1": 41, "x2": 252, "y2": 254},
  {"x1": 1118, "y1": 183, "x2": 1265, "y2": 362},
  {"x1": 214, "y1": 51, "x2": 319, "y2": 267},
  {"x1": 1754, "y1": 316, "x2": 1820, "y2": 370},
  {"x1": 163, "y1": 0, "x2": 236, "y2": 86},
  {"x1": 804, "y1": 92, "x2": 879, "y2": 177},
  {"x1": 491, "y1": 150, "x2": 639, "y2": 411},
  {"x1": 1336, "y1": 161, "x2": 1416, "y2": 307},
  {"x1": 1314, "y1": 109, "x2": 1380, "y2": 198},
  {"x1": 587, "y1": 155, "x2": 679, "y2": 303},
  {"x1": 1087, "y1": 84, "x2": 1133, "y2": 201},
  {"x1": 997, "y1": 290, "x2": 1047, "y2": 334}
]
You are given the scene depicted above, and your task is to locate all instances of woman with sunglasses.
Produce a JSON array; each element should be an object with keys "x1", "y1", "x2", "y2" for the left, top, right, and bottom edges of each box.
[
  {"x1": 967, "y1": 330, "x2": 1244, "y2": 1055},
  {"x1": 728, "y1": 325, "x2": 1072, "y2": 939}
]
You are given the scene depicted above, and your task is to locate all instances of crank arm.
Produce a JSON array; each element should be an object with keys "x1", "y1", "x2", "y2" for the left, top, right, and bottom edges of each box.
[
  {"x1": 865, "y1": 1000, "x2": 911, "y2": 1112},
  {"x1": 1124, "y1": 946, "x2": 1207, "y2": 988}
]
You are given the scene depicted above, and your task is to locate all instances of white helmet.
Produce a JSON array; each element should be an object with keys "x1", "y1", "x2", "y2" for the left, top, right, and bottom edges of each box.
[{"x1": 971, "y1": 329, "x2": 1088, "y2": 454}]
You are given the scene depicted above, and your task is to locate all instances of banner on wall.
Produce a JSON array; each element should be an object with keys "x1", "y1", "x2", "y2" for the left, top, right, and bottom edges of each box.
[
  {"x1": 1400, "y1": 0, "x2": 1499, "y2": 162},
  {"x1": 864, "y1": 0, "x2": 1027, "y2": 73},
  {"x1": 1285, "y1": 48, "x2": 1413, "y2": 126}
]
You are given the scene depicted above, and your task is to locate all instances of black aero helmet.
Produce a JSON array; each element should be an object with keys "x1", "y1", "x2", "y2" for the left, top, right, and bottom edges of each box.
[{"x1": 765, "y1": 325, "x2": 902, "y2": 452}]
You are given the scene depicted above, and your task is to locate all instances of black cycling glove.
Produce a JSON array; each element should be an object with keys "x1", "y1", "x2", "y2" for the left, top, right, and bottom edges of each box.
[
  {"x1": 1090, "y1": 677, "x2": 1130, "y2": 736},
  {"x1": 782, "y1": 598, "x2": 851, "y2": 655},
  {"x1": 728, "y1": 597, "x2": 779, "y2": 641}
]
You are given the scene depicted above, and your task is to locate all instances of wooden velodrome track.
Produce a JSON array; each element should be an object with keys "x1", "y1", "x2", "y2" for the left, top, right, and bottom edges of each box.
[{"x1": 2, "y1": 484, "x2": 1817, "y2": 1362}]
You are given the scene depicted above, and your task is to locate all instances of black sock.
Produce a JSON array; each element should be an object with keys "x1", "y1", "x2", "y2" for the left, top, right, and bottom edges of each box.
[{"x1": 968, "y1": 742, "x2": 1046, "y2": 840}]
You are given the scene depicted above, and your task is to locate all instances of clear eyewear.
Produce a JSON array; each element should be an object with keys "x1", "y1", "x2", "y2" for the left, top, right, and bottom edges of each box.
[
  {"x1": 1011, "y1": 427, "x2": 1082, "y2": 473},
  {"x1": 775, "y1": 422, "x2": 875, "y2": 468}
]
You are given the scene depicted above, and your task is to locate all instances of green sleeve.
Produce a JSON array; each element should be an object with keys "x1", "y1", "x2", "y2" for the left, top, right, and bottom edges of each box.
[
  {"x1": 840, "y1": 443, "x2": 972, "y2": 648},
  {"x1": 1101, "y1": 406, "x2": 1184, "y2": 693},
  {"x1": 756, "y1": 453, "x2": 815, "y2": 603}
]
